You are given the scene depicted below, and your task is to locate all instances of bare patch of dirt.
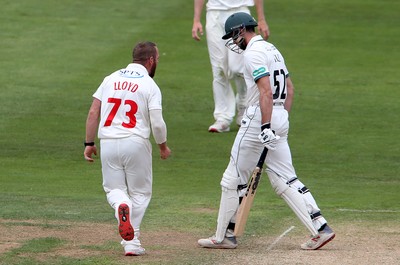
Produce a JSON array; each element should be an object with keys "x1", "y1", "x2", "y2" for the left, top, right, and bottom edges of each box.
[
  {"x1": 224, "y1": 222, "x2": 400, "y2": 265},
  {"x1": 0, "y1": 219, "x2": 399, "y2": 264}
]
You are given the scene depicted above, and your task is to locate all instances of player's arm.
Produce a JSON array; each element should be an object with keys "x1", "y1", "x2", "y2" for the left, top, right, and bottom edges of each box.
[
  {"x1": 257, "y1": 75, "x2": 280, "y2": 150},
  {"x1": 256, "y1": 76, "x2": 273, "y2": 126},
  {"x1": 284, "y1": 76, "x2": 294, "y2": 113},
  {"x1": 84, "y1": 98, "x2": 101, "y2": 162},
  {"x1": 192, "y1": 0, "x2": 205, "y2": 41},
  {"x1": 149, "y1": 109, "x2": 171, "y2": 160},
  {"x1": 253, "y1": 0, "x2": 270, "y2": 39}
]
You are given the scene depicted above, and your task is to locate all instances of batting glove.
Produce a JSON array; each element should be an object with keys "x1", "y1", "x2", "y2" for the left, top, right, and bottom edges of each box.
[{"x1": 258, "y1": 128, "x2": 280, "y2": 150}]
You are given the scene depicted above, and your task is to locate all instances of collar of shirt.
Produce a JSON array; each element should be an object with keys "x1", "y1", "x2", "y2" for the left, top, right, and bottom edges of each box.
[
  {"x1": 245, "y1": 35, "x2": 264, "y2": 51},
  {"x1": 126, "y1": 63, "x2": 148, "y2": 75}
]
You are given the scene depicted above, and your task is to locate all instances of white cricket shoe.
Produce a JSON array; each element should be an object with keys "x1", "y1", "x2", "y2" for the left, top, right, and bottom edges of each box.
[
  {"x1": 208, "y1": 121, "x2": 230, "y2": 133},
  {"x1": 301, "y1": 224, "x2": 335, "y2": 250},
  {"x1": 124, "y1": 246, "x2": 146, "y2": 256},
  {"x1": 198, "y1": 236, "x2": 237, "y2": 249}
]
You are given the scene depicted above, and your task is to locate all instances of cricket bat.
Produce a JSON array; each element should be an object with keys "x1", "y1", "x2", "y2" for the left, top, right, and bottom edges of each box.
[{"x1": 234, "y1": 147, "x2": 268, "y2": 236}]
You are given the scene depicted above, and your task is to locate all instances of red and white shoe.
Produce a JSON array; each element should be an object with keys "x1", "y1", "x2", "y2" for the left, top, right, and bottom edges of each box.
[
  {"x1": 125, "y1": 246, "x2": 145, "y2": 256},
  {"x1": 301, "y1": 224, "x2": 335, "y2": 250},
  {"x1": 118, "y1": 203, "x2": 134, "y2": 241},
  {"x1": 208, "y1": 121, "x2": 230, "y2": 133}
]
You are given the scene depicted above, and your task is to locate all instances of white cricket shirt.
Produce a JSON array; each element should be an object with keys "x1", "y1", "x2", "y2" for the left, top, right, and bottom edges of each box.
[
  {"x1": 93, "y1": 63, "x2": 162, "y2": 139},
  {"x1": 243, "y1": 35, "x2": 289, "y2": 107}
]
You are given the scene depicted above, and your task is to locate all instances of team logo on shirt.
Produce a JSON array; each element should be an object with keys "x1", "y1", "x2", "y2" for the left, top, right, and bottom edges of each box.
[
  {"x1": 252, "y1": 67, "x2": 267, "y2": 77},
  {"x1": 119, "y1": 70, "x2": 144, "y2": 78}
]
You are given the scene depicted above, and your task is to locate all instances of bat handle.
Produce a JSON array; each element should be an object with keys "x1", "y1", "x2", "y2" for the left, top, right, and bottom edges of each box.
[{"x1": 256, "y1": 148, "x2": 268, "y2": 168}]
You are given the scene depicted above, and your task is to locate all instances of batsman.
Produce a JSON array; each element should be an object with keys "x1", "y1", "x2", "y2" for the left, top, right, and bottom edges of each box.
[{"x1": 198, "y1": 12, "x2": 335, "y2": 250}]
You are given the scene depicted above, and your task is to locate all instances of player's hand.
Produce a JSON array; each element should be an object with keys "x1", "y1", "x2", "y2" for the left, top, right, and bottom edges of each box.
[
  {"x1": 257, "y1": 20, "x2": 270, "y2": 40},
  {"x1": 258, "y1": 128, "x2": 280, "y2": 150},
  {"x1": 84, "y1": 146, "x2": 97, "y2": 162},
  {"x1": 160, "y1": 146, "x2": 171, "y2": 160},
  {"x1": 192, "y1": 21, "x2": 203, "y2": 41}
]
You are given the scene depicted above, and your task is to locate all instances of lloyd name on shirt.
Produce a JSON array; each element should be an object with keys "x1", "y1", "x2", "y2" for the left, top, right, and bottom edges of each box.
[{"x1": 114, "y1": 81, "x2": 139, "y2": 93}]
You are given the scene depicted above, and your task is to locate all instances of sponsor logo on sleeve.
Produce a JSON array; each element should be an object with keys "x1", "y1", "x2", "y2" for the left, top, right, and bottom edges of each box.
[{"x1": 252, "y1": 67, "x2": 267, "y2": 77}]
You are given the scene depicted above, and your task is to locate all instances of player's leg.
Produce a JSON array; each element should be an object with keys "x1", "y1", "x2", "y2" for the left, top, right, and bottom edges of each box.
[
  {"x1": 119, "y1": 136, "x2": 152, "y2": 256},
  {"x1": 266, "y1": 147, "x2": 335, "y2": 250},
  {"x1": 206, "y1": 10, "x2": 235, "y2": 131},
  {"x1": 233, "y1": 74, "x2": 246, "y2": 126},
  {"x1": 197, "y1": 154, "x2": 242, "y2": 248},
  {"x1": 286, "y1": 173, "x2": 336, "y2": 250},
  {"x1": 267, "y1": 109, "x2": 335, "y2": 249},
  {"x1": 221, "y1": 107, "x2": 264, "y2": 234},
  {"x1": 201, "y1": 159, "x2": 240, "y2": 247},
  {"x1": 266, "y1": 167, "x2": 318, "y2": 235},
  {"x1": 122, "y1": 136, "x2": 152, "y2": 229},
  {"x1": 101, "y1": 139, "x2": 135, "y2": 242},
  {"x1": 106, "y1": 189, "x2": 135, "y2": 242},
  {"x1": 226, "y1": 22, "x2": 247, "y2": 127},
  {"x1": 198, "y1": 106, "x2": 262, "y2": 248}
]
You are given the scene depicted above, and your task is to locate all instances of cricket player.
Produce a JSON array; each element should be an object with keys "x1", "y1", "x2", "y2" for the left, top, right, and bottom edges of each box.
[
  {"x1": 84, "y1": 41, "x2": 171, "y2": 256},
  {"x1": 192, "y1": 0, "x2": 270, "y2": 132},
  {"x1": 198, "y1": 13, "x2": 335, "y2": 250}
]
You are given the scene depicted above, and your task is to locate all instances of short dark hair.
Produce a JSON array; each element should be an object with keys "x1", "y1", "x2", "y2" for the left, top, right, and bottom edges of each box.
[
  {"x1": 245, "y1": 26, "x2": 255, "y2": 34},
  {"x1": 132, "y1": 41, "x2": 157, "y2": 63}
]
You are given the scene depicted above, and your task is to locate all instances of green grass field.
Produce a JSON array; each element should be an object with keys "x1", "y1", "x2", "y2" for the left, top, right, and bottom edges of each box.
[{"x1": 1, "y1": 0, "x2": 399, "y2": 264}]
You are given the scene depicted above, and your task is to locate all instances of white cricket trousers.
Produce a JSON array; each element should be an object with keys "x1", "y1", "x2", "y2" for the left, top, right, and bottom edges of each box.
[
  {"x1": 205, "y1": 7, "x2": 250, "y2": 123},
  {"x1": 224, "y1": 105, "x2": 326, "y2": 227},
  {"x1": 228, "y1": 105, "x2": 296, "y2": 184},
  {"x1": 100, "y1": 135, "x2": 152, "y2": 238}
]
